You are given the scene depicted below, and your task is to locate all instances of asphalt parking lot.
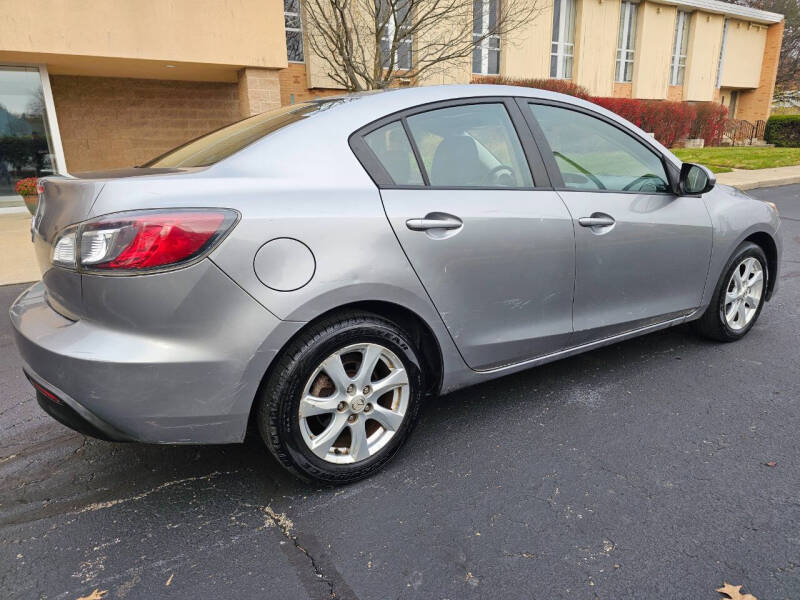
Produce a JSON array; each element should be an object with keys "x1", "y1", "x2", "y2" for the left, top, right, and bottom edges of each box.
[{"x1": 2, "y1": 184, "x2": 799, "y2": 600}]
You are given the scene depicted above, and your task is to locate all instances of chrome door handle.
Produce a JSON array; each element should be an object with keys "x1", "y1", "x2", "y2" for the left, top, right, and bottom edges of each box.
[
  {"x1": 406, "y1": 216, "x2": 463, "y2": 231},
  {"x1": 578, "y1": 216, "x2": 615, "y2": 228}
]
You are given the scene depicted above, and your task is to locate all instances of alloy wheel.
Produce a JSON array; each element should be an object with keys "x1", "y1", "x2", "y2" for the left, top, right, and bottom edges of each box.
[
  {"x1": 723, "y1": 256, "x2": 764, "y2": 331},
  {"x1": 298, "y1": 343, "x2": 410, "y2": 464}
]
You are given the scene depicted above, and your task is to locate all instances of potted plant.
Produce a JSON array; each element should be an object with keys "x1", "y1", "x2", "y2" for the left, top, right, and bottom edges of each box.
[{"x1": 15, "y1": 177, "x2": 39, "y2": 215}]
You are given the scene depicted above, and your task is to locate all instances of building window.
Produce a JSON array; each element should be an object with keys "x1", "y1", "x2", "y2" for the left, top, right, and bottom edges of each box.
[
  {"x1": 716, "y1": 17, "x2": 729, "y2": 88},
  {"x1": 284, "y1": 0, "x2": 304, "y2": 62},
  {"x1": 550, "y1": 0, "x2": 576, "y2": 79},
  {"x1": 670, "y1": 10, "x2": 690, "y2": 86},
  {"x1": 473, "y1": 0, "x2": 500, "y2": 75},
  {"x1": 378, "y1": 0, "x2": 413, "y2": 70},
  {"x1": 0, "y1": 64, "x2": 65, "y2": 207},
  {"x1": 615, "y1": 0, "x2": 638, "y2": 83}
]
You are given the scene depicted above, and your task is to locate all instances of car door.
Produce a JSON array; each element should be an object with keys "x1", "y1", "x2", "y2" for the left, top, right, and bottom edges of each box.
[
  {"x1": 519, "y1": 100, "x2": 713, "y2": 343},
  {"x1": 351, "y1": 99, "x2": 575, "y2": 370}
]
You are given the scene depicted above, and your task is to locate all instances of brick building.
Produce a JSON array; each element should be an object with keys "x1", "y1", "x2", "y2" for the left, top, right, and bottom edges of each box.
[{"x1": 0, "y1": 0, "x2": 784, "y2": 207}]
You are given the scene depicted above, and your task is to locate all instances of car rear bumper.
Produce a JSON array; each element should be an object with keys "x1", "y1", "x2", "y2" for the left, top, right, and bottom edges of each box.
[{"x1": 10, "y1": 267, "x2": 305, "y2": 444}]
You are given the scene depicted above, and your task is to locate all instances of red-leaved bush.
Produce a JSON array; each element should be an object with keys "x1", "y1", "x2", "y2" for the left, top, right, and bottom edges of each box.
[
  {"x1": 472, "y1": 75, "x2": 593, "y2": 101},
  {"x1": 592, "y1": 98, "x2": 697, "y2": 148},
  {"x1": 688, "y1": 102, "x2": 729, "y2": 146},
  {"x1": 472, "y1": 77, "x2": 730, "y2": 148}
]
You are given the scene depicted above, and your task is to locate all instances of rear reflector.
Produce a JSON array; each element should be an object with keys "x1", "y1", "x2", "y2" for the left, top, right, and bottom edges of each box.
[{"x1": 25, "y1": 373, "x2": 62, "y2": 404}]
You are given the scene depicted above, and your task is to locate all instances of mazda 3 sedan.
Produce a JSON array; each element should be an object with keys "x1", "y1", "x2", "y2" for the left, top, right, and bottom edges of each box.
[{"x1": 11, "y1": 85, "x2": 781, "y2": 483}]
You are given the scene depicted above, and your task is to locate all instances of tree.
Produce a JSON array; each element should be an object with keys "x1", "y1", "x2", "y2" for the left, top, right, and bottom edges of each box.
[
  {"x1": 727, "y1": 0, "x2": 799, "y2": 91},
  {"x1": 301, "y1": 0, "x2": 541, "y2": 91}
]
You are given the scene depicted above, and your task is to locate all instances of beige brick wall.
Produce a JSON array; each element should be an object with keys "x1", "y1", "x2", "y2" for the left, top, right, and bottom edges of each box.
[
  {"x1": 278, "y1": 63, "x2": 343, "y2": 106},
  {"x1": 237, "y1": 67, "x2": 282, "y2": 116},
  {"x1": 51, "y1": 75, "x2": 240, "y2": 173},
  {"x1": 667, "y1": 85, "x2": 684, "y2": 102},
  {"x1": 736, "y1": 20, "x2": 784, "y2": 124}
]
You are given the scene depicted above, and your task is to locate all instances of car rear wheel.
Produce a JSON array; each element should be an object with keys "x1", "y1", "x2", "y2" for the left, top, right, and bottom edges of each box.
[
  {"x1": 692, "y1": 241, "x2": 768, "y2": 342},
  {"x1": 257, "y1": 311, "x2": 425, "y2": 484}
]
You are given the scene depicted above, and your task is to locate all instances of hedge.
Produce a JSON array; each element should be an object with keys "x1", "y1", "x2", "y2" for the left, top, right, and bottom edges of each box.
[
  {"x1": 764, "y1": 115, "x2": 800, "y2": 147},
  {"x1": 472, "y1": 75, "x2": 593, "y2": 101},
  {"x1": 472, "y1": 77, "x2": 729, "y2": 148}
]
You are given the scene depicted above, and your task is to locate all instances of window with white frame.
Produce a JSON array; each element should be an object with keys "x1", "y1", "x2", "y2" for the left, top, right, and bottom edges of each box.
[
  {"x1": 550, "y1": 0, "x2": 576, "y2": 79},
  {"x1": 615, "y1": 0, "x2": 638, "y2": 83},
  {"x1": 378, "y1": 0, "x2": 413, "y2": 70},
  {"x1": 473, "y1": 0, "x2": 500, "y2": 75},
  {"x1": 716, "y1": 17, "x2": 729, "y2": 88},
  {"x1": 284, "y1": 0, "x2": 304, "y2": 62},
  {"x1": 670, "y1": 10, "x2": 690, "y2": 86}
]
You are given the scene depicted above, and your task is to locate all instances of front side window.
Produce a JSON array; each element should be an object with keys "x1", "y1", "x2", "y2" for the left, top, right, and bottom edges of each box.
[
  {"x1": 670, "y1": 10, "x2": 690, "y2": 86},
  {"x1": 284, "y1": 0, "x2": 304, "y2": 62},
  {"x1": 378, "y1": 0, "x2": 413, "y2": 70},
  {"x1": 528, "y1": 103, "x2": 670, "y2": 193},
  {"x1": 405, "y1": 103, "x2": 532, "y2": 188},
  {"x1": 364, "y1": 121, "x2": 424, "y2": 185},
  {"x1": 550, "y1": 0, "x2": 576, "y2": 79},
  {"x1": 473, "y1": 0, "x2": 500, "y2": 75},
  {"x1": 615, "y1": 0, "x2": 638, "y2": 83}
]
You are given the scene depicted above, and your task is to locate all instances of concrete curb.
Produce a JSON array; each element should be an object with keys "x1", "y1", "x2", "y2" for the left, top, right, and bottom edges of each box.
[{"x1": 716, "y1": 166, "x2": 800, "y2": 191}]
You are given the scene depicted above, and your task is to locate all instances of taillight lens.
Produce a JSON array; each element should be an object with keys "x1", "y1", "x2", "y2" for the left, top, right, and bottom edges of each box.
[{"x1": 53, "y1": 209, "x2": 237, "y2": 274}]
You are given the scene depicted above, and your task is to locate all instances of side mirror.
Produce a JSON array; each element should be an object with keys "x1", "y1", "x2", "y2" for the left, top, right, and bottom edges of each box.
[{"x1": 679, "y1": 163, "x2": 715, "y2": 196}]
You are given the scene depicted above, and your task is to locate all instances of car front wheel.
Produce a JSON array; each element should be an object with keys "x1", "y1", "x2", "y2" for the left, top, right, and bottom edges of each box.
[
  {"x1": 257, "y1": 311, "x2": 425, "y2": 484},
  {"x1": 692, "y1": 241, "x2": 768, "y2": 342}
]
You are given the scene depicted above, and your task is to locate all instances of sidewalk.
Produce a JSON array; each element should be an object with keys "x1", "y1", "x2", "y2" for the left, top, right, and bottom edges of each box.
[
  {"x1": 1, "y1": 209, "x2": 39, "y2": 286},
  {"x1": 716, "y1": 164, "x2": 800, "y2": 191}
]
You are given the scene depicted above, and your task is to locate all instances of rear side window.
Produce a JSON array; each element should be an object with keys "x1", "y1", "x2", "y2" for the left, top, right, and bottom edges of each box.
[
  {"x1": 363, "y1": 122, "x2": 424, "y2": 185},
  {"x1": 405, "y1": 103, "x2": 533, "y2": 188},
  {"x1": 528, "y1": 103, "x2": 670, "y2": 193},
  {"x1": 144, "y1": 101, "x2": 338, "y2": 168}
]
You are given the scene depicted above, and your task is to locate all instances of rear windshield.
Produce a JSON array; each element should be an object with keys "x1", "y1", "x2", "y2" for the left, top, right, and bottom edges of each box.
[{"x1": 143, "y1": 101, "x2": 335, "y2": 168}]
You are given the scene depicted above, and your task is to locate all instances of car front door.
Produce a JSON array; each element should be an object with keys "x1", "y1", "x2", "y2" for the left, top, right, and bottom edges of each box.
[
  {"x1": 352, "y1": 99, "x2": 575, "y2": 370},
  {"x1": 521, "y1": 100, "x2": 713, "y2": 343}
]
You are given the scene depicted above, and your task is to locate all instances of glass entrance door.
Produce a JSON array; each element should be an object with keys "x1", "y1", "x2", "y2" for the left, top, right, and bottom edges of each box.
[{"x1": 0, "y1": 66, "x2": 59, "y2": 207}]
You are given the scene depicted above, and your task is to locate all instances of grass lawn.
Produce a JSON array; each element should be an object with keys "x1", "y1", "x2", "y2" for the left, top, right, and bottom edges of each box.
[{"x1": 671, "y1": 147, "x2": 800, "y2": 174}]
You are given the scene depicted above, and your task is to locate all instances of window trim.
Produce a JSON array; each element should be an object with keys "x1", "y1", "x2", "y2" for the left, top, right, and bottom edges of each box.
[
  {"x1": 670, "y1": 10, "x2": 690, "y2": 86},
  {"x1": 550, "y1": 0, "x2": 576, "y2": 80},
  {"x1": 284, "y1": 0, "x2": 304, "y2": 63},
  {"x1": 378, "y1": 0, "x2": 413, "y2": 71},
  {"x1": 348, "y1": 96, "x2": 551, "y2": 190},
  {"x1": 516, "y1": 98, "x2": 679, "y2": 196},
  {"x1": 473, "y1": 0, "x2": 501, "y2": 75},
  {"x1": 716, "y1": 17, "x2": 729, "y2": 88},
  {"x1": 615, "y1": 0, "x2": 638, "y2": 83}
]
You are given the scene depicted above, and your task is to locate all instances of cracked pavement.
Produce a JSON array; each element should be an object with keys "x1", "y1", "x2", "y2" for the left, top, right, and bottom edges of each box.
[{"x1": 2, "y1": 184, "x2": 799, "y2": 599}]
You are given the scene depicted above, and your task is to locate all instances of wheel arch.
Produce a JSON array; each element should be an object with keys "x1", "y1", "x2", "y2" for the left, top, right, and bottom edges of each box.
[
  {"x1": 246, "y1": 300, "x2": 444, "y2": 436},
  {"x1": 744, "y1": 231, "x2": 778, "y2": 300}
]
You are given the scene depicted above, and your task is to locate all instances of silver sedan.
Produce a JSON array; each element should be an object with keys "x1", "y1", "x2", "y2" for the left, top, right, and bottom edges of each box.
[{"x1": 10, "y1": 85, "x2": 781, "y2": 483}]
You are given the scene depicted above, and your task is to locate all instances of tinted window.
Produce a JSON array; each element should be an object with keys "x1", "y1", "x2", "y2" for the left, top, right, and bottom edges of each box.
[
  {"x1": 364, "y1": 121, "x2": 424, "y2": 185},
  {"x1": 406, "y1": 103, "x2": 533, "y2": 188},
  {"x1": 529, "y1": 104, "x2": 670, "y2": 193},
  {"x1": 144, "y1": 102, "x2": 339, "y2": 168}
]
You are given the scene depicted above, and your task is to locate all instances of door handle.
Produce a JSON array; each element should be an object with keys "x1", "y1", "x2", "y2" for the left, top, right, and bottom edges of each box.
[
  {"x1": 578, "y1": 215, "x2": 615, "y2": 228},
  {"x1": 406, "y1": 216, "x2": 463, "y2": 231}
]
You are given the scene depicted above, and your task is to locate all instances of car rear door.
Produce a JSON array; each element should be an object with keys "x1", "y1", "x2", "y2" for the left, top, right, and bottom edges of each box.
[
  {"x1": 519, "y1": 99, "x2": 713, "y2": 344},
  {"x1": 350, "y1": 98, "x2": 576, "y2": 370}
]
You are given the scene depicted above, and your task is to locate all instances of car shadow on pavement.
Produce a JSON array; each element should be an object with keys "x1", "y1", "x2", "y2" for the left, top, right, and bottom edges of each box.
[{"x1": 0, "y1": 320, "x2": 715, "y2": 530}]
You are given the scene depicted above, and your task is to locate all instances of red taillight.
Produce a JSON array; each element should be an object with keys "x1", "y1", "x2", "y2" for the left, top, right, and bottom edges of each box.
[
  {"x1": 78, "y1": 209, "x2": 237, "y2": 272},
  {"x1": 27, "y1": 376, "x2": 62, "y2": 404}
]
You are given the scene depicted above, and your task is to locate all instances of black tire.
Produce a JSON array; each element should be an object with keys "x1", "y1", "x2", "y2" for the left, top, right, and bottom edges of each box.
[
  {"x1": 692, "y1": 241, "x2": 768, "y2": 342},
  {"x1": 256, "y1": 310, "x2": 425, "y2": 484}
]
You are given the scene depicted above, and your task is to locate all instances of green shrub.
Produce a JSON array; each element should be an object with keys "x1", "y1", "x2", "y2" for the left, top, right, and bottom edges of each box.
[{"x1": 765, "y1": 115, "x2": 800, "y2": 147}]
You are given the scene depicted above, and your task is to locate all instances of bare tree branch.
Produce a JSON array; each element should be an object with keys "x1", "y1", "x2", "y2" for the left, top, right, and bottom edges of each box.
[{"x1": 302, "y1": 0, "x2": 542, "y2": 91}]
